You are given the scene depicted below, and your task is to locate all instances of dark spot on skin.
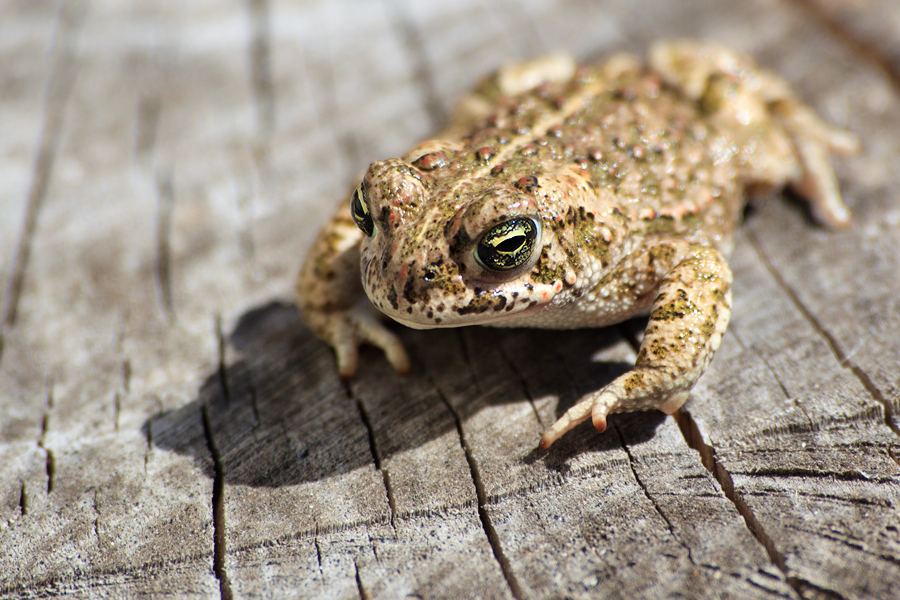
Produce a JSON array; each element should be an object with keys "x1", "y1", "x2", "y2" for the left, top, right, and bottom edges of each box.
[
  {"x1": 427, "y1": 310, "x2": 433, "y2": 319},
  {"x1": 512, "y1": 291, "x2": 519, "y2": 298},
  {"x1": 649, "y1": 338, "x2": 668, "y2": 358},
  {"x1": 525, "y1": 283, "x2": 533, "y2": 292},
  {"x1": 437, "y1": 304, "x2": 445, "y2": 312},
  {"x1": 434, "y1": 318, "x2": 442, "y2": 324},
  {"x1": 514, "y1": 176, "x2": 540, "y2": 193},
  {"x1": 403, "y1": 275, "x2": 429, "y2": 306},
  {"x1": 387, "y1": 288, "x2": 399, "y2": 310},
  {"x1": 527, "y1": 300, "x2": 538, "y2": 309},
  {"x1": 406, "y1": 307, "x2": 413, "y2": 314},
  {"x1": 377, "y1": 206, "x2": 391, "y2": 233}
]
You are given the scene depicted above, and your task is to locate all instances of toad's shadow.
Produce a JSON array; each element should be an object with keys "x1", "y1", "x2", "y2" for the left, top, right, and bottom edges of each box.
[{"x1": 144, "y1": 301, "x2": 665, "y2": 487}]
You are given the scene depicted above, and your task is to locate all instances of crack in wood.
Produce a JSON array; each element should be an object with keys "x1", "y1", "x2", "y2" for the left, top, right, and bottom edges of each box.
[
  {"x1": 785, "y1": 521, "x2": 900, "y2": 568},
  {"x1": 122, "y1": 357, "x2": 132, "y2": 394},
  {"x1": 747, "y1": 231, "x2": 900, "y2": 440},
  {"x1": 134, "y1": 95, "x2": 161, "y2": 163},
  {"x1": 0, "y1": 1, "x2": 82, "y2": 364},
  {"x1": 92, "y1": 489, "x2": 101, "y2": 545},
  {"x1": 154, "y1": 171, "x2": 176, "y2": 321},
  {"x1": 779, "y1": 489, "x2": 894, "y2": 509},
  {"x1": 37, "y1": 385, "x2": 56, "y2": 494},
  {"x1": 675, "y1": 408, "x2": 847, "y2": 600},
  {"x1": 202, "y1": 321, "x2": 234, "y2": 600},
  {"x1": 314, "y1": 524, "x2": 323, "y2": 572},
  {"x1": 302, "y1": 33, "x2": 360, "y2": 188},
  {"x1": 201, "y1": 403, "x2": 234, "y2": 600},
  {"x1": 113, "y1": 390, "x2": 122, "y2": 433},
  {"x1": 144, "y1": 415, "x2": 153, "y2": 478},
  {"x1": 215, "y1": 316, "x2": 231, "y2": 407},
  {"x1": 734, "y1": 404, "x2": 884, "y2": 443},
  {"x1": 741, "y1": 466, "x2": 894, "y2": 483},
  {"x1": 18, "y1": 482, "x2": 27, "y2": 517},
  {"x1": 888, "y1": 447, "x2": 900, "y2": 469},
  {"x1": 455, "y1": 330, "x2": 481, "y2": 395},
  {"x1": 612, "y1": 422, "x2": 703, "y2": 572},
  {"x1": 354, "y1": 559, "x2": 372, "y2": 600},
  {"x1": 346, "y1": 382, "x2": 398, "y2": 529},
  {"x1": 497, "y1": 343, "x2": 545, "y2": 428},
  {"x1": 433, "y1": 386, "x2": 524, "y2": 600},
  {"x1": 246, "y1": 0, "x2": 275, "y2": 138},
  {"x1": 382, "y1": 0, "x2": 447, "y2": 128}
]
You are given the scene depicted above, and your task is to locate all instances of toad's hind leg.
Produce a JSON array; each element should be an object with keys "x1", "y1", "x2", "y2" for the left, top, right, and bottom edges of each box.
[
  {"x1": 649, "y1": 39, "x2": 860, "y2": 229},
  {"x1": 539, "y1": 246, "x2": 732, "y2": 449}
]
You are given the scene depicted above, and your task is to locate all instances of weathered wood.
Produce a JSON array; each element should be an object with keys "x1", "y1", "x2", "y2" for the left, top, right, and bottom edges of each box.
[{"x1": 2, "y1": 0, "x2": 899, "y2": 598}]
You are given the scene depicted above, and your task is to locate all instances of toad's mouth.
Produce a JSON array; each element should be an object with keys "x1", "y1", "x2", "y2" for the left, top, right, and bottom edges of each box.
[{"x1": 380, "y1": 297, "x2": 549, "y2": 330}]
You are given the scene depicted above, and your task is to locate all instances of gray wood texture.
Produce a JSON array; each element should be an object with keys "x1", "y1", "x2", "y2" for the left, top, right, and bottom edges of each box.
[{"x1": 1, "y1": 0, "x2": 898, "y2": 598}]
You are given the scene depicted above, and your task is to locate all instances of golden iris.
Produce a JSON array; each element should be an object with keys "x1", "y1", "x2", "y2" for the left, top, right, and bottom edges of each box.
[
  {"x1": 350, "y1": 184, "x2": 374, "y2": 237},
  {"x1": 475, "y1": 218, "x2": 538, "y2": 271}
]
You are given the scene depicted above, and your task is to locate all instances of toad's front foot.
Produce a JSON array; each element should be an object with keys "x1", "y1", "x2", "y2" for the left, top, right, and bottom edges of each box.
[
  {"x1": 539, "y1": 374, "x2": 691, "y2": 450},
  {"x1": 304, "y1": 303, "x2": 411, "y2": 379},
  {"x1": 539, "y1": 244, "x2": 732, "y2": 449}
]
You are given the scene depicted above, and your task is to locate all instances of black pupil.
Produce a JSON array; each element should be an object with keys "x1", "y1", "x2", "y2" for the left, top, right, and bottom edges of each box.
[{"x1": 495, "y1": 237, "x2": 523, "y2": 253}]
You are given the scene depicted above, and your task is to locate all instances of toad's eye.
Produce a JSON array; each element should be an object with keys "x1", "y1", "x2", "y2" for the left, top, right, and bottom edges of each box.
[
  {"x1": 475, "y1": 218, "x2": 539, "y2": 271},
  {"x1": 350, "y1": 184, "x2": 374, "y2": 237}
]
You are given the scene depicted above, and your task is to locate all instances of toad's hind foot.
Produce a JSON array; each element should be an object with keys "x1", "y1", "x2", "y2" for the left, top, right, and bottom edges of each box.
[{"x1": 650, "y1": 39, "x2": 860, "y2": 229}]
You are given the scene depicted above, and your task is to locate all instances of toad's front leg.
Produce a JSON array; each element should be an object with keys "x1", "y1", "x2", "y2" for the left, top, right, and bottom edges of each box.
[
  {"x1": 297, "y1": 202, "x2": 410, "y2": 379},
  {"x1": 539, "y1": 244, "x2": 732, "y2": 449}
]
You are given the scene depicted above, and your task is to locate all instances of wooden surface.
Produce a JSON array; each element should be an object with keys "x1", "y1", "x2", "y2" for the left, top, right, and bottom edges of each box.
[{"x1": 1, "y1": 0, "x2": 899, "y2": 598}]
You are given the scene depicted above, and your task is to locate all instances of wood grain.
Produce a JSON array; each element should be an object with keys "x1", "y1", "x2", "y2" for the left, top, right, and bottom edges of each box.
[{"x1": 1, "y1": 0, "x2": 898, "y2": 598}]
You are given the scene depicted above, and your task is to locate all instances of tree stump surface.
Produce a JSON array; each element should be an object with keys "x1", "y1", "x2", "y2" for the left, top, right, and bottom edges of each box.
[{"x1": 1, "y1": 0, "x2": 898, "y2": 598}]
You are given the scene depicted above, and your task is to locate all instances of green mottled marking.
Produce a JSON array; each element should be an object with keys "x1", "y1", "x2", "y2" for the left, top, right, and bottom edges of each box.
[
  {"x1": 571, "y1": 206, "x2": 611, "y2": 266},
  {"x1": 532, "y1": 246, "x2": 566, "y2": 285},
  {"x1": 649, "y1": 338, "x2": 669, "y2": 358},
  {"x1": 650, "y1": 289, "x2": 697, "y2": 321},
  {"x1": 456, "y1": 292, "x2": 508, "y2": 315},
  {"x1": 624, "y1": 372, "x2": 644, "y2": 394},
  {"x1": 643, "y1": 214, "x2": 676, "y2": 235},
  {"x1": 648, "y1": 244, "x2": 676, "y2": 267}
]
